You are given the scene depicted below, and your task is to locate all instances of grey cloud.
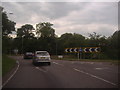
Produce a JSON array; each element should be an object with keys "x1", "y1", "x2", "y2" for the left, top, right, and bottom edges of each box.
[
  {"x1": 42, "y1": 2, "x2": 89, "y2": 19},
  {"x1": 66, "y1": 2, "x2": 117, "y2": 25},
  {"x1": 2, "y1": 2, "x2": 118, "y2": 37},
  {"x1": 2, "y1": 2, "x2": 90, "y2": 19},
  {"x1": 2, "y1": 2, "x2": 117, "y2": 24}
]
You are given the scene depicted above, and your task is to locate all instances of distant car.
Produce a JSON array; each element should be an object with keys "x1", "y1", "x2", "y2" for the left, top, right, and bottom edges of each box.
[
  {"x1": 24, "y1": 52, "x2": 34, "y2": 59},
  {"x1": 32, "y1": 51, "x2": 51, "y2": 65}
]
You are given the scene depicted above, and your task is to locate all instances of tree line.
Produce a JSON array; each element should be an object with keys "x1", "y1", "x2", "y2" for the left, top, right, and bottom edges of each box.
[{"x1": 2, "y1": 11, "x2": 119, "y2": 60}]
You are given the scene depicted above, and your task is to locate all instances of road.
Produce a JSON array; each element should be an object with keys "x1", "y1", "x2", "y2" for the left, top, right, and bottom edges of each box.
[{"x1": 2, "y1": 56, "x2": 119, "y2": 88}]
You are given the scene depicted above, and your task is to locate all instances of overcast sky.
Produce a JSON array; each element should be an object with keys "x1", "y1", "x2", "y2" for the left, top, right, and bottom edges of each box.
[{"x1": 2, "y1": 1, "x2": 118, "y2": 37}]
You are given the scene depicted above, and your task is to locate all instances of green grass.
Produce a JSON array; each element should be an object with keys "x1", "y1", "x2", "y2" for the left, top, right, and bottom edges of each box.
[
  {"x1": 51, "y1": 55, "x2": 120, "y2": 65},
  {"x1": 2, "y1": 55, "x2": 16, "y2": 77}
]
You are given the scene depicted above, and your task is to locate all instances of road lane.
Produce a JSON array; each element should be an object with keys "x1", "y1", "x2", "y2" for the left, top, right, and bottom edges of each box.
[
  {"x1": 73, "y1": 68, "x2": 116, "y2": 86},
  {"x1": 3, "y1": 60, "x2": 62, "y2": 88},
  {"x1": 2, "y1": 56, "x2": 119, "y2": 88},
  {"x1": 52, "y1": 60, "x2": 119, "y2": 86}
]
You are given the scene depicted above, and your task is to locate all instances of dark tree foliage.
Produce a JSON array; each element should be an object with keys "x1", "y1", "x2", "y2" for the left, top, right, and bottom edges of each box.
[
  {"x1": 13, "y1": 24, "x2": 35, "y2": 53},
  {"x1": 2, "y1": 12, "x2": 16, "y2": 36},
  {"x1": 2, "y1": 12, "x2": 118, "y2": 59},
  {"x1": 57, "y1": 33, "x2": 86, "y2": 54},
  {"x1": 106, "y1": 30, "x2": 119, "y2": 59},
  {"x1": 36, "y1": 22, "x2": 55, "y2": 38},
  {"x1": 2, "y1": 11, "x2": 16, "y2": 54},
  {"x1": 17, "y1": 24, "x2": 35, "y2": 39}
]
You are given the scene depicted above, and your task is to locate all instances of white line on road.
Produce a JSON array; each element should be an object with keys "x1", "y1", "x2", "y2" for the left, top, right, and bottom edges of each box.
[
  {"x1": 35, "y1": 67, "x2": 47, "y2": 73},
  {"x1": 73, "y1": 68, "x2": 117, "y2": 86},
  {"x1": 2, "y1": 60, "x2": 20, "y2": 88},
  {"x1": 80, "y1": 62, "x2": 94, "y2": 64},
  {"x1": 52, "y1": 62, "x2": 64, "y2": 66},
  {"x1": 95, "y1": 68, "x2": 103, "y2": 70}
]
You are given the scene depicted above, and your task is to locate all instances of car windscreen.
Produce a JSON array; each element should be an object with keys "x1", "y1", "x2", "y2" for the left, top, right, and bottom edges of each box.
[
  {"x1": 36, "y1": 52, "x2": 49, "y2": 56},
  {"x1": 26, "y1": 52, "x2": 33, "y2": 55}
]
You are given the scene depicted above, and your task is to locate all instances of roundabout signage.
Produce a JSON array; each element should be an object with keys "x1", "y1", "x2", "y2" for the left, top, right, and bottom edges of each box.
[{"x1": 65, "y1": 47, "x2": 100, "y2": 53}]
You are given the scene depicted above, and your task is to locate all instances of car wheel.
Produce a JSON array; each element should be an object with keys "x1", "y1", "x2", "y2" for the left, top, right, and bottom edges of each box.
[
  {"x1": 48, "y1": 62, "x2": 51, "y2": 65},
  {"x1": 32, "y1": 61, "x2": 36, "y2": 66}
]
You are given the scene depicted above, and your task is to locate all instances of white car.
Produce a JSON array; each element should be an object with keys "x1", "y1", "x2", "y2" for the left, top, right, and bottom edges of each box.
[{"x1": 32, "y1": 51, "x2": 51, "y2": 65}]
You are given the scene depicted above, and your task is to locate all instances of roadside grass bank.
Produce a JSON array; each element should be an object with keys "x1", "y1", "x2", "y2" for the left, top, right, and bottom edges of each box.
[
  {"x1": 2, "y1": 55, "x2": 16, "y2": 77},
  {"x1": 51, "y1": 55, "x2": 120, "y2": 65}
]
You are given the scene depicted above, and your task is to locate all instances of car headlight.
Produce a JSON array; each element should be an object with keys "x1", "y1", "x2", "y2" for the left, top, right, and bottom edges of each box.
[
  {"x1": 35, "y1": 57, "x2": 40, "y2": 59},
  {"x1": 44, "y1": 57, "x2": 49, "y2": 59}
]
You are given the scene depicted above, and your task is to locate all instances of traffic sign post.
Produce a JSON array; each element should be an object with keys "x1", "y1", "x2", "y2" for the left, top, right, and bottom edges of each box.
[
  {"x1": 14, "y1": 49, "x2": 18, "y2": 55},
  {"x1": 65, "y1": 47, "x2": 101, "y2": 59},
  {"x1": 78, "y1": 52, "x2": 79, "y2": 60},
  {"x1": 65, "y1": 47, "x2": 100, "y2": 53},
  {"x1": 82, "y1": 47, "x2": 100, "y2": 53}
]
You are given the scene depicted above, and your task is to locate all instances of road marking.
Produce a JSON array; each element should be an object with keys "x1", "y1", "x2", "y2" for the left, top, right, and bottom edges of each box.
[
  {"x1": 89, "y1": 62, "x2": 94, "y2": 64},
  {"x1": 73, "y1": 68, "x2": 117, "y2": 86},
  {"x1": 79, "y1": 62, "x2": 94, "y2": 64},
  {"x1": 95, "y1": 68, "x2": 103, "y2": 70},
  {"x1": 35, "y1": 67, "x2": 47, "y2": 73},
  {"x1": 95, "y1": 67, "x2": 120, "y2": 74},
  {"x1": 52, "y1": 62, "x2": 64, "y2": 66},
  {"x1": 80, "y1": 62, "x2": 84, "y2": 64},
  {"x1": 71, "y1": 62, "x2": 75, "y2": 64},
  {"x1": 95, "y1": 67, "x2": 109, "y2": 70},
  {"x1": 2, "y1": 60, "x2": 20, "y2": 88}
]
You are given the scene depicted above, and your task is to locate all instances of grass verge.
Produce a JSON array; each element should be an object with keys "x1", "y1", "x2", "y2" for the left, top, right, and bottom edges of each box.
[
  {"x1": 51, "y1": 55, "x2": 120, "y2": 65},
  {"x1": 2, "y1": 55, "x2": 16, "y2": 77}
]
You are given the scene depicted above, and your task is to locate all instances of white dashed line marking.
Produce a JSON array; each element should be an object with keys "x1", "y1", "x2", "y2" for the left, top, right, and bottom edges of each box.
[
  {"x1": 73, "y1": 68, "x2": 117, "y2": 86},
  {"x1": 71, "y1": 62, "x2": 74, "y2": 64},
  {"x1": 35, "y1": 67, "x2": 47, "y2": 73},
  {"x1": 95, "y1": 68, "x2": 103, "y2": 70},
  {"x1": 52, "y1": 62, "x2": 64, "y2": 66},
  {"x1": 89, "y1": 62, "x2": 94, "y2": 64},
  {"x1": 79, "y1": 62, "x2": 94, "y2": 64}
]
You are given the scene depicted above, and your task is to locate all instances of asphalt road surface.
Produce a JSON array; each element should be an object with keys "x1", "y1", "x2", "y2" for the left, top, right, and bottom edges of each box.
[{"x1": 2, "y1": 56, "x2": 119, "y2": 88}]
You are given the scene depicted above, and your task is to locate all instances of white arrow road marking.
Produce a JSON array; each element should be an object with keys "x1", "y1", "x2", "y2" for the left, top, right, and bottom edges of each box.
[{"x1": 73, "y1": 68, "x2": 117, "y2": 86}]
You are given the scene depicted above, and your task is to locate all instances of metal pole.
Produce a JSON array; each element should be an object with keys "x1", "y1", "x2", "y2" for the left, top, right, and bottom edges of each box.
[
  {"x1": 78, "y1": 52, "x2": 79, "y2": 60},
  {"x1": 21, "y1": 35, "x2": 25, "y2": 54},
  {"x1": 22, "y1": 37, "x2": 23, "y2": 54},
  {"x1": 80, "y1": 52, "x2": 82, "y2": 59},
  {"x1": 56, "y1": 42, "x2": 57, "y2": 55},
  {"x1": 22, "y1": 36, "x2": 24, "y2": 54}
]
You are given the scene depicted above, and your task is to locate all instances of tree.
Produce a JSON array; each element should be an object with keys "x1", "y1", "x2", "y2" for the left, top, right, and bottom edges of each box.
[
  {"x1": 58, "y1": 33, "x2": 86, "y2": 54},
  {"x1": 17, "y1": 24, "x2": 35, "y2": 39},
  {"x1": 36, "y1": 22, "x2": 55, "y2": 38},
  {"x1": 106, "y1": 30, "x2": 119, "y2": 59},
  {"x1": 2, "y1": 11, "x2": 16, "y2": 36},
  {"x1": 88, "y1": 32, "x2": 102, "y2": 46},
  {"x1": 15, "y1": 24, "x2": 35, "y2": 53},
  {"x1": 2, "y1": 11, "x2": 16, "y2": 54},
  {"x1": 59, "y1": 33, "x2": 85, "y2": 48},
  {"x1": 35, "y1": 22, "x2": 56, "y2": 54}
]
